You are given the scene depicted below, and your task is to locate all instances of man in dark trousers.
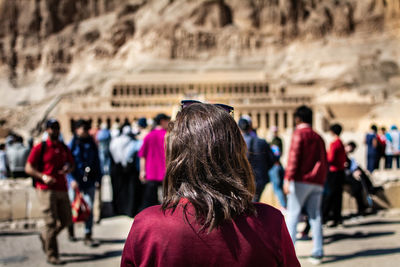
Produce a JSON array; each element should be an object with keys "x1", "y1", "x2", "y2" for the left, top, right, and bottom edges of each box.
[
  {"x1": 284, "y1": 105, "x2": 328, "y2": 265},
  {"x1": 322, "y1": 123, "x2": 347, "y2": 227},
  {"x1": 67, "y1": 119, "x2": 102, "y2": 246},
  {"x1": 238, "y1": 116, "x2": 274, "y2": 202},
  {"x1": 25, "y1": 119, "x2": 74, "y2": 265}
]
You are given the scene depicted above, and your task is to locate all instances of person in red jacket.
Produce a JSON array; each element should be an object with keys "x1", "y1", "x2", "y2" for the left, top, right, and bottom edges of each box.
[
  {"x1": 283, "y1": 105, "x2": 327, "y2": 265},
  {"x1": 121, "y1": 102, "x2": 300, "y2": 267},
  {"x1": 322, "y1": 123, "x2": 347, "y2": 227}
]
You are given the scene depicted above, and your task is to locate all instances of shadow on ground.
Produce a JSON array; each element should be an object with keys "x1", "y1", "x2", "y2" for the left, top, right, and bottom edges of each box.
[
  {"x1": 323, "y1": 231, "x2": 395, "y2": 245},
  {"x1": 0, "y1": 231, "x2": 38, "y2": 236},
  {"x1": 322, "y1": 247, "x2": 400, "y2": 264},
  {"x1": 97, "y1": 238, "x2": 126, "y2": 244},
  {"x1": 344, "y1": 220, "x2": 400, "y2": 228},
  {"x1": 60, "y1": 250, "x2": 122, "y2": 263}
]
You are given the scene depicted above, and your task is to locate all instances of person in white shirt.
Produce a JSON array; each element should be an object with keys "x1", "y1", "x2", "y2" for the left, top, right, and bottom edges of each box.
[{"x1": 385, "y1": 125, "x2": 400, "y2": 169}]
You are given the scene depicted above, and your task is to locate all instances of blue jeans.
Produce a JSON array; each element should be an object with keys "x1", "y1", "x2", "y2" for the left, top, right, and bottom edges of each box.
[
  {"x1": 98, "y1": 142, "x2": 110, "y2": 175},
  {"x1": 268, "y1": 164, "x2": 286, "y2": 208},
  {"x1": 286, "y1": 181, "x2": 324, "y2": 257},
  {"x1": 68, "y1": 186, "x2": 95, "y2": 234}
]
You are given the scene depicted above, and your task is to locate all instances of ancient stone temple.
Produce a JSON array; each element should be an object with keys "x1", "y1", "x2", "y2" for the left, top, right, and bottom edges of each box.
[{"x1": 58, "y1": 71, "x2": 314, "y2": 140}]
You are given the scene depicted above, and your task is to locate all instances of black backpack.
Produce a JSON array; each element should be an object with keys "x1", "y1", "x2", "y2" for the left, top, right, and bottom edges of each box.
[{"x1": 248, "y1": 137, "x2": 275, "y2": 172}]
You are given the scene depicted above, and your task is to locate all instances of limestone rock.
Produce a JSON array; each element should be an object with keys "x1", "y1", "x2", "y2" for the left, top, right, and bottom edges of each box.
[{"x1": 0, "y1": 0, "x2": 399, "y2": 135}]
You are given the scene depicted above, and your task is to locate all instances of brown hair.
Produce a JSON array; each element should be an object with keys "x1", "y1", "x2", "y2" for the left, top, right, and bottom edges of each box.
[{"x1": 162, "y1": 103, "x2": 255, "y2": 232}]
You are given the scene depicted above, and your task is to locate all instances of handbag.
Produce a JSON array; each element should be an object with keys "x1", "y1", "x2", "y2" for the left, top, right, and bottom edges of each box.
[{"x1": 71, "y1": 188, "x2": 91, "y2": 223}]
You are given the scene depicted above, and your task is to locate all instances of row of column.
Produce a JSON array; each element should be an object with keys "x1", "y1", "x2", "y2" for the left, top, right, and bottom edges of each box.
[
  {"x1": 234, "y1": 109, "x2": 294, "y2": 133},
  {"x1": 68, "y1": 109, "x2": 294, "y2": 134}
]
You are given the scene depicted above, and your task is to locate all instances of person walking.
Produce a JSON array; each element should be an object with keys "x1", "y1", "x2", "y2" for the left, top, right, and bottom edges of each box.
[
  {"x1": 365, "y1": 125, "x2": 379, "y2": 173},
  {"x1": 138, "y1": 113, "x2": 170, "y2": 210},
  {"x1": 6, "y1": 135, "x2": 30, "y2": 178},
  {"x1": 238, "y1": 117, "x2": 274, "y2": 202},
  {"x1": 283, "y1": 105, "x2": 328, "y2": 265},
  {"x1": 67, "y1": 120, "x2": 102, "y2": 246},
  {"x1": 385, "y1": 125, "x2": 400, "y2": 169},
  {"x1": 121, "y1": 102, "x2": 300, "y2": 267},
  {"x1": 25, "y1": 119, "x2": 74, "y2": 265},
  {"x1": 322, "y1": 123, "x2": 347, "y2": 227}
]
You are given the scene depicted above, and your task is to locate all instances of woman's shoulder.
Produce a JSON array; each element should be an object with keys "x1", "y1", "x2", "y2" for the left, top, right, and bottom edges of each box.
[
  {"x1": 133, "y1": 205, "x2": 185, "y2": 230},
  {"x1": 134, "y1": 205, "x2": 164, "y2": 222},
  {"x1": 253, "y1": 203, "x2": 284, "y2": 221}
]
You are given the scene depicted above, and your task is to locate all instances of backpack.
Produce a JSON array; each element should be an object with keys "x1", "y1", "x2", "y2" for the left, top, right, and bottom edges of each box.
[{"x1": 248, "y1": 136, "x2": 275, "y2": 172}]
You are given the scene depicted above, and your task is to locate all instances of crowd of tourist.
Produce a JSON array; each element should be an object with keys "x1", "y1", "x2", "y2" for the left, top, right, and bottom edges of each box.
[
  {"x1": 366, "y1": 124, "x2": 400, "y2": 173},
  {"x1": 0, "y1": 102, "x2": 398, "y2": 265}
]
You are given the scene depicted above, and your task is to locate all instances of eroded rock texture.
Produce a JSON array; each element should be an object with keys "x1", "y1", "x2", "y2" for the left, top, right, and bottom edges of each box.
[{"x1": 0, "y1": 0, "x2": 398, "y2": 135}]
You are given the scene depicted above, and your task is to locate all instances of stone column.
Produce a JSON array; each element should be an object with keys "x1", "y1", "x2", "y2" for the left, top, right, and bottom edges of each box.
[
  {"x1": 278, "y1": 109, "x2": 285, "y2": 132},
  {"x1": 251, "y1": 110, "x2": 258, "y2": 129},
  {"x1": 260, "y1": 112, "x2": 267, "y2": 132},
  {"x1": 287, "y1": 109, "x2": 294, "y2": 131},
  {"x1": 268, "y1": 109, "x2": 275, "y2": 130},
  {"x1": 234, "y1": 108, "x2": 240, "y2": 122}
]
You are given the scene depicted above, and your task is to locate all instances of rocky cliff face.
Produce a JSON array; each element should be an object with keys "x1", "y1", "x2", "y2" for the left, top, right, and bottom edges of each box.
[{"x1": 0, "y1": 0, "x2": 399, "y2": 133}]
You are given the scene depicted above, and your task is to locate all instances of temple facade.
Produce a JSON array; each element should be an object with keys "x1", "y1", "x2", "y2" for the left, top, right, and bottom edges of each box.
[{"x1": 58, "y1": 72, "x2": 319, "y2": 140}]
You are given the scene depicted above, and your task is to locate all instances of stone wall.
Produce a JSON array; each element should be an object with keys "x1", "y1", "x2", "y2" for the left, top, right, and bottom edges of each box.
[{"x1": 0, "y1": 179, "x2": 42, "y2": 222}]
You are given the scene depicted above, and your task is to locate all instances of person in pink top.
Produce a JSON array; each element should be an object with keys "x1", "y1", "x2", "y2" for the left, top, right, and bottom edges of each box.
[
  {"x1": 138, "y1": 113, "x2": 170, "y2": 210},
  {"x1": 121, "y1": 102, "x2": 299, "y2": 267}
]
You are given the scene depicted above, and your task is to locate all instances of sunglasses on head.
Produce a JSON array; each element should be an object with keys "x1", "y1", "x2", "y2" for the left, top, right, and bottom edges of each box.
[{"x1": 180, "y1": 100, "x2": 234, "y2": 115}]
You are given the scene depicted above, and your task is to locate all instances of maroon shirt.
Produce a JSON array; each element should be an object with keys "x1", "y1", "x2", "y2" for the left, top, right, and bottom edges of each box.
[
  {"x1": 327, "y1": 138, "x2": 346, "y2": 172},
  {"x1": 284, "y1": 124, "x2": 328, "y2": 186},
  {"x1": 27, "y1": 139, "x2": 74, "y2": 192},
  {"x1": 121, "y1": 202, "x2": 300, "y2": 267}
]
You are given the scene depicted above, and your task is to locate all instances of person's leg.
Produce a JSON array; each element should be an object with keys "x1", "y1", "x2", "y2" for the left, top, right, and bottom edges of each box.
[
  {"x1": 322, "y1": 172, "x2": 334, "y2": 224},
  {"x1": 56, "y1": 191, "x2": 72, "y2": 234},
  {"x1": 396, "y1": 155, "x2": 400, "y2": 169},
  {"x1": 269, "y1": 165, "x2": 286, "y2": 207},
  {"x1": 304, "y1": 184, "x2": 324, "y2": 258},
  {"x1": 331, "y1": 171, "x2": 344, "y2": 224},
  {"x1": 286, "y1": 182, "x2": 310, "y2": 244},
  {"x1": 67, "y1": 187, "x2": 76, "y2": 240},
  {"x1": 367, "y1": 155, "x2": 375, "y2": 173},
  {"x1": 349, "y1": 177, "x2": 366, "y2": 215},
  {"x1": 37, "y1": 190, "x2": 60, "y2": 260},
  {"x1": 385, "y1": 155, "x2": 392, "y2": 169},
  {"x1": 82, "y1": 187, "x2": 96, "y2": 240}
]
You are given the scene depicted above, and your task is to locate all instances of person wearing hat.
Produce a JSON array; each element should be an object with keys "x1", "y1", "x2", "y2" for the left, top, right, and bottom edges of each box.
[
  {"x1": 138, "y1": 113, "x2": 170, "y2": 210},
  {"x1": 67, "y1": 119, "x2": 102, "y2": 246},
  {"x1": 25, "y1": 119, "x2": 74, "y2": 265}
]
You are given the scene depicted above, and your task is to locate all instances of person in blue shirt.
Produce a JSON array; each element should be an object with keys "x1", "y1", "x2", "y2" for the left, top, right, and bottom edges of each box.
[
  {"x1": 365, "y1": 125, "x2": 379, "y2": 173},
  {"x1": 67, "y1": 119, "x2": 102, "y2": 246}
]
